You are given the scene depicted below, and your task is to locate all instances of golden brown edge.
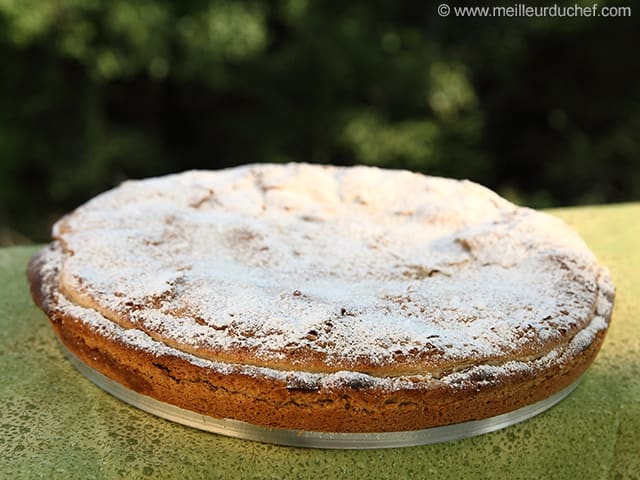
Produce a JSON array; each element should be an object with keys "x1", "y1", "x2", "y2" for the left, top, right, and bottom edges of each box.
[{"x1": 27, "y1": 246, "x2": 612, "y2": 433}]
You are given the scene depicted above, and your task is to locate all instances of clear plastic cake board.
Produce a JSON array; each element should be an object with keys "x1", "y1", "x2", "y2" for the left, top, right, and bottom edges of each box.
[{"x1": 62, "y1": 345, "x2": 580, "y2": 449}]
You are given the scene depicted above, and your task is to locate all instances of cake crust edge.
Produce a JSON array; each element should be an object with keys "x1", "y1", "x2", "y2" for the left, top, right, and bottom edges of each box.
[{"x1": 27, "y1": 246, "x2": 613, "y2": 433}]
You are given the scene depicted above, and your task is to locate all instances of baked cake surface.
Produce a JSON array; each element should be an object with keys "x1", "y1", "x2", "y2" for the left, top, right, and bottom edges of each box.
[{"x1": 28, "y1": 163, "x2": 614, "y2": 432}]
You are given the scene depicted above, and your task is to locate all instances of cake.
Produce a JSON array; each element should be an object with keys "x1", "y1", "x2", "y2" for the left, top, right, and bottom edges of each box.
[{"x1": 27, "y1": 163, "x2": 614, "y2": 433}]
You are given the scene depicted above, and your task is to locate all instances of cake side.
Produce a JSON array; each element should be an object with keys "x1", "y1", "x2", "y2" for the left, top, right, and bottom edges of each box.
[{"x1": 28, "y1": 241, "x2": 614, "y2": 432}]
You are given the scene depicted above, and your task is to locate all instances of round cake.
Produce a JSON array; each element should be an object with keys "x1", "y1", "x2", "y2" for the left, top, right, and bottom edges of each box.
[{"x1": 28, "y1": 163, "x2": 614, "y2": 433}]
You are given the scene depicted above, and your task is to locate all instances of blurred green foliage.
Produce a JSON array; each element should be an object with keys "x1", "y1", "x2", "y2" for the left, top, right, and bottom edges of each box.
[{"x1": 0, "y1": 0, "x2": 638, "y2": 244}]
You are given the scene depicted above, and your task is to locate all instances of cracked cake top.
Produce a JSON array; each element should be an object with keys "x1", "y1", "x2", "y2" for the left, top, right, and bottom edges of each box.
[{"x1": 47, "y1": 163, "x2": 613, "y2": 378}]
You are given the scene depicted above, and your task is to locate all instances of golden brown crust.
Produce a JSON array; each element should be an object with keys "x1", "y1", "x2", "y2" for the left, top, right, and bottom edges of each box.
[{"x1": 28, "y1": 247, "x2": 611, "y2": 432}]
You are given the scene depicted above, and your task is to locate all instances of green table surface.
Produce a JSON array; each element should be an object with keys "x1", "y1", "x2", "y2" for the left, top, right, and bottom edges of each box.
[{"x1": 1, "y1": 203, "x2": 638, "y2": 479}]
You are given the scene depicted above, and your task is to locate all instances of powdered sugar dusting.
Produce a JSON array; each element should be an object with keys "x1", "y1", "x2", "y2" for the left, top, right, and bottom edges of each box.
[
  {"x1": 37, "y1": 242, "x2": 612, "y2": 392},
  {"x1": 48, "y1": 163, "x2": 613, "y2": 375}
]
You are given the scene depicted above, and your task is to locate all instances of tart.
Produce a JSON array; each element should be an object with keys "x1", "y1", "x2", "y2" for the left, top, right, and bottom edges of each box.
[{"x1": 28, "y1": 163, "x2": 614, "y2": 433}]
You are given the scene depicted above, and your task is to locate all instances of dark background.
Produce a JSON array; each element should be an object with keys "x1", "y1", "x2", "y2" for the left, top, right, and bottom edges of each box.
[{"x1": 1, "y1": 0, "x2": 638, "y2": 245}]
